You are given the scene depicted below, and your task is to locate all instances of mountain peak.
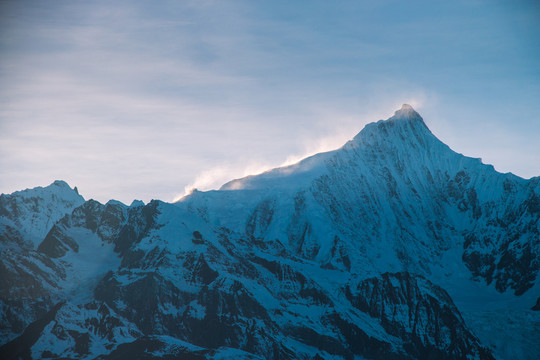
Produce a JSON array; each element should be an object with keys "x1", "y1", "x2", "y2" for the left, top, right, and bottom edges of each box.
[
  {"x1": 401, "y1": 103, "x2": 414, "y2": 110},
  {"x1": 391, "y1": 103, "x2": 422, "y2": 121},
  {"x1": 1, "y1": 180, "x2": 85, "y2": 247},
  {"x1": 52, "y1": 180, "x2": 71, "y2": 189},
  {"x1": 378, "y1": 103, "x2": 430, "y2": 134},
  {"x1": 351, "y1": 104, "x2": 431, "y2": 147}
]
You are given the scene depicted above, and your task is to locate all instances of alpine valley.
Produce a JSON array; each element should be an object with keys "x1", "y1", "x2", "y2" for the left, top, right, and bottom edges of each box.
[{"x1": 1, "y1": 105, "x2": 538, "y2": 360}]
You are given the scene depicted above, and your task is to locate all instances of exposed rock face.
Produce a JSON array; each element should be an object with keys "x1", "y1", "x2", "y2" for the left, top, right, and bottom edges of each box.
[
  {"x1": 460, "y1": 178, "x2": 540, "y2": 296},
  {"x1": 0, "y1": 301, "x2": 65, "y2": 360},
  {"x1": 346, "y1": 272, "x2": 493, "y2": 360},
  {"x1": 1, "y1": 106, "x2": 538, "y2": 359}
]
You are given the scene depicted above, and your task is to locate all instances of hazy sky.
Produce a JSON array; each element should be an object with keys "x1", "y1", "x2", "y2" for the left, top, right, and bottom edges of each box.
[{"x1": 1, "y1": 0, "x2": 539, "y2": 204}]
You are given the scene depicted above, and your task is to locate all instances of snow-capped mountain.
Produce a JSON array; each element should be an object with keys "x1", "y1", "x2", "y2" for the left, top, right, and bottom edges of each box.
[
  {"x1": 1, "y1": 105, "x2": 538, "y2": 359},
  {"x1": 0, "y1": 180, "x2": 84, "y2": 248}
]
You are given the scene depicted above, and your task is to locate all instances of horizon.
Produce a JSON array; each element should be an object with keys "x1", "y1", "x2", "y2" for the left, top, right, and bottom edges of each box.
[{"x1": 1, "y1": 1, "x2": 539, "y2": 204}]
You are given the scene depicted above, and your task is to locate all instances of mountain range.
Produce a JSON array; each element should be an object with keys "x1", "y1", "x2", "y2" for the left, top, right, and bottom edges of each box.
[{"x1": 1, "y1": 105, "x2": 538, "y2": 359}]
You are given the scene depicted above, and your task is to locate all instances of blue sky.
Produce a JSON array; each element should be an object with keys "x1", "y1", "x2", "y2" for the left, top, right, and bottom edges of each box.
[{"x1": 1, "y1": 0, "x2": 539, "y2": 204}]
